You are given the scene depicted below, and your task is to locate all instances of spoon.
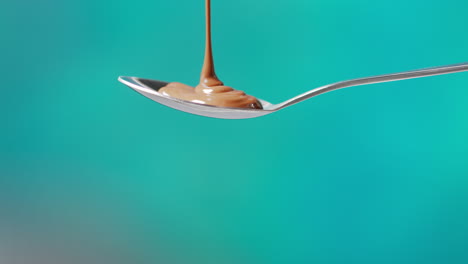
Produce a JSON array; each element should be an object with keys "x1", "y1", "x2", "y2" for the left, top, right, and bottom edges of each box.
[{"x1": 119, "y1": 62, "x2": 468, "y2": 119}]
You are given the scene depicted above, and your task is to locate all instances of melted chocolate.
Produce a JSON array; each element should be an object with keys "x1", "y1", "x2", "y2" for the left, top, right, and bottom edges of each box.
[{"x1": 159, "y1": 0, "x2": 262, "y2": 109}]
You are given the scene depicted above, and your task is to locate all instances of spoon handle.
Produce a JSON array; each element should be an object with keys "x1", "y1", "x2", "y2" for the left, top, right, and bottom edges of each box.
[{"x1": 279, "y1": 62, "x2": 468, "y2": 108}]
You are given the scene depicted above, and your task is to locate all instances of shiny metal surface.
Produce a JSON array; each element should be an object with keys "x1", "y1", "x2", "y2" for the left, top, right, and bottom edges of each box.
[{"x1": 119, "y1": 62, "x2": 468, "y2": 119}]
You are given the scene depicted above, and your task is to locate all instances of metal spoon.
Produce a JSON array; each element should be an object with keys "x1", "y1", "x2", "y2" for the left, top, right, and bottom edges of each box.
[{"x1": 119, "y1": 62, "x2": 468, "y2": 119}]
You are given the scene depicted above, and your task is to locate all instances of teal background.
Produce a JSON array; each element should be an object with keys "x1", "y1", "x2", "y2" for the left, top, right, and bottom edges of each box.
[{"x1": 1, "y1": 0, "x2": 468, "y2": 263}]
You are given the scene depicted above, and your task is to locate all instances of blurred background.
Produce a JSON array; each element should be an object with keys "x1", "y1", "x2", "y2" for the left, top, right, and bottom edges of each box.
[{"x1": 1, "y1": 0, "x2": 468, "y2": 263}]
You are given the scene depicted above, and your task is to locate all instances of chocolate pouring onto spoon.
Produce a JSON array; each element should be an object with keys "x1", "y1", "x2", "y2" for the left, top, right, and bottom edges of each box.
[{"x1": 118, "y1": 1, "x2": 468, "y2": 119}]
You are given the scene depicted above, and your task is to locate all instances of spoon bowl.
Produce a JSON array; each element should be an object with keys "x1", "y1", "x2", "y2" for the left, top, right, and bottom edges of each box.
[
  {"x1": 118, "y1": 76, "x2": 274, "y2": 119},
  {"x1": 119, "y1": 62, "x2": 468, "y2": 119}
]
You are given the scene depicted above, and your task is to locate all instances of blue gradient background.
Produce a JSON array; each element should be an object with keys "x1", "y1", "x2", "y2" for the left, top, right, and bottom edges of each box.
[{"x1": 1, "y1": 0, "x2": 468, "y2": 263}]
